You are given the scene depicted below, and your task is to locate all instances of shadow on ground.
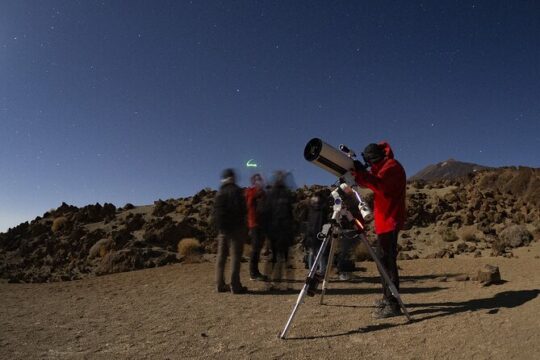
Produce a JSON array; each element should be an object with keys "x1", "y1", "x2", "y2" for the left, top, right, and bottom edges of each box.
[{"x1": 285, "y1": 289, "x2": 540, "y2": 340}]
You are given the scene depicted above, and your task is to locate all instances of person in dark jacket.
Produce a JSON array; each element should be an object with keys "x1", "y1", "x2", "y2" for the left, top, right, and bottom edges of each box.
[
  {"x1": 263, "y1": 171, "x2": 295, "y2": 289},
  {"x1": 353, "y1": 142, "x2": 406, "y2": 318},
  {"x1": 213, "y1": 168, "x2": 248, "y2": 294},
  {"x1": 336, "y1": 185, "x2": 361, "y2": 281},
  {"x1": 304, "y1": 192, "x2": 329, "y2": 274},
  {"x1": 245, "y1": 173, "x2": 268, "y2": 281}
]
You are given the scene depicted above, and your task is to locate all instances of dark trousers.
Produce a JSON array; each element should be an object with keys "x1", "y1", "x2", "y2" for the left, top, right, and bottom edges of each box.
[
  {"x1": 265, "y1": 234, "x2": 292, "y2": 283},
  {"x1": 307, "y1": 238, "x2": 328, "y2": 275},
  {"x1": 249, "y1": 227, "x2": 264, "y2": 276},
  {"x1": 377, "y1": 230, "x2": 400, "y2": 308},
  {"x1": 337, "y1": 230, "x2": 358, "y2": 273},
  {"x1": 216, "y1": 228, "x2": 246, "y2": 290}
]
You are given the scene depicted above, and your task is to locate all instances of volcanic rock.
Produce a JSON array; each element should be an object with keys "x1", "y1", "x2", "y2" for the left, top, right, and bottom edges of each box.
[{"x1": 476, "y1": 264, "x2": 502, "y2": 285}]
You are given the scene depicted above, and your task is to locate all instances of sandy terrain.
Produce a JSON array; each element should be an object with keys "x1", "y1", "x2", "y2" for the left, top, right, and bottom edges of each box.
[{"x1": 1, "y1": 241, "x2": 539, "y2": 359}]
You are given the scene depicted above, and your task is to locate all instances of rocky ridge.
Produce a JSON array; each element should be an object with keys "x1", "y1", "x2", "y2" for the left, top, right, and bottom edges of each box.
[{"x1": 0, "y1": 167, "x2": 538, "y2": 283}]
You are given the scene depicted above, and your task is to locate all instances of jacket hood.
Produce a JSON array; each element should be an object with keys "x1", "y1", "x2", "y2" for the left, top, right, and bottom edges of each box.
[
  {"x1": 369, "y1": 141, "x2": 395, "y2": 174},
  {"x1": 378, "y1": 141, "x2": 394, "y2": 160}
]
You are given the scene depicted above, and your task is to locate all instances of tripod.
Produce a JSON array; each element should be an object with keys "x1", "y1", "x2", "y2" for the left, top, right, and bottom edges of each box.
[{"x1": 278, "y1": 185, "x2": 411, "y2": 339}]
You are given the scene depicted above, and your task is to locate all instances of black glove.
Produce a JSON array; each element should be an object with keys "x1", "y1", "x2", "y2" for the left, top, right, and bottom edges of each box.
[{"x1": 353, "y1": 160, "x2": 367, "y2": 172}]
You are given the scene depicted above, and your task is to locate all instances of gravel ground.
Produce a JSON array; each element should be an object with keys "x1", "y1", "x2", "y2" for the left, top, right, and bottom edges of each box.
[{"x1": 1, "y1": 242, "x2": 539, "y2": 359}]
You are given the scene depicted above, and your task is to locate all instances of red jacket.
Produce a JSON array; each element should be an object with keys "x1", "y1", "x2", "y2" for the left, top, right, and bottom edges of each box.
[
  {"x1": 245, "y1": 187, "x2": 264, "y2": 229},
  {"x1": 354, "y1": 142, "x2": 406, "y2": 234}
]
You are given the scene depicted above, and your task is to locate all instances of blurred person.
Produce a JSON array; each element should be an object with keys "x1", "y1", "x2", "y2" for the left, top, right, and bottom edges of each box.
[
  {"x1": 304, "y1": 192, "x2": 330, "y2": 275},
  {"x1": 353, "y1": 142, "x2": 406, "y2": 318},
  {"x1": 263, "y1": 171, "x2": 295, "y2": 289},
  {"x1": 245, "y1": 173, "x2": 268, "y2": 281},
  {"x1": 213, "y1": 168, "x2": 248, "y2": 294},
  {"x1": 336, "y1": 185, "x2": 362, "y2": 281}
]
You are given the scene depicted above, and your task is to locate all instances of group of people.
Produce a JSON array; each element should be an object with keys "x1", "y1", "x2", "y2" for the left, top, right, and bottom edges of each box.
[
  {"x1": 213, "y1": 170, "x2": 295, "y2": 294},
  {"x1": 213, "y1": 140, "x2": 406, "y2": 319}
]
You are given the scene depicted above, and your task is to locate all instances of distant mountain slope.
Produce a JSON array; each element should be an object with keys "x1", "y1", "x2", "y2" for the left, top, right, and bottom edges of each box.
[{"x1": 409, "y1": 159, "x2": 492, "y2": 181}]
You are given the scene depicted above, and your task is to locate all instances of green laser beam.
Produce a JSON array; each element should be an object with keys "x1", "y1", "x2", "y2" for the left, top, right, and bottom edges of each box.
[{"x1": 246, "y1": 159, "x2": 258, "y2": 168}]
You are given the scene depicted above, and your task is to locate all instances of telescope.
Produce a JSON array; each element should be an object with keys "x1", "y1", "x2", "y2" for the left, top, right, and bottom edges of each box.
[
  {"x1": 304, "y1": 138, "x2": 372, "y2": 221},
  {"x1": 303, "y1": 138, "x2": 355, "y2": 177}
]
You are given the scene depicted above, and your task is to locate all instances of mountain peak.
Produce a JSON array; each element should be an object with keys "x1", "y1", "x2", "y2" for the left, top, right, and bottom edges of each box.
[{"x1": 410, "y1": 159, "x2": 491, "y2": 181}]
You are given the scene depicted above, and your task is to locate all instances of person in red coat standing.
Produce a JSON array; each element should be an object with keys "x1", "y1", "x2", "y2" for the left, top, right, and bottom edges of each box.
[
  {"x1": 245, "y1": 173, "x2": 268, "y2": 281},
  {"x1": 353, "y1": 141, "x2": 406, "y2": 318}
]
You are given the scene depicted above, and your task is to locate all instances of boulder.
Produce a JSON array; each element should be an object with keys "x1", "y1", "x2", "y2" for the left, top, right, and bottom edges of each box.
[
  {"x1": 153, "y1": 200, "x2": 176, "y2": 217},
  {"x1": 95, "y1": 248, "x2": 178, "y2": 275},
  {"x1": 96, "y1": 249, "x2": 143, "y2": 275},
  {"x1": 124, "y1": 213, "x2": 145, "y2": 232},
  {"x1": 499, "y1": 225, "x2": 533, "y2": 248},
  {"x1": 123, "y1": 203, "x2": 135, "y2": 210},
  {"x1": 476, "y1": 264, "x2": 502, "y2": 285}
]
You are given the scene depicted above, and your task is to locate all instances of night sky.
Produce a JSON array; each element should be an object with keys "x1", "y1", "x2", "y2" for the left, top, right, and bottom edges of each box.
[{"x1": 1, "y1": 1, "x2": 539, "y2": 231}]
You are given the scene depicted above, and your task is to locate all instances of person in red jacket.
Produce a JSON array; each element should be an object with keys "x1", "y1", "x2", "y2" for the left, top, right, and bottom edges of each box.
[
  {"x1": 245, "y1": 173, "x2": 268, "y2": 281},
  {"x1": 353, "y1": 141, "x2": 406, "y2": 318}
]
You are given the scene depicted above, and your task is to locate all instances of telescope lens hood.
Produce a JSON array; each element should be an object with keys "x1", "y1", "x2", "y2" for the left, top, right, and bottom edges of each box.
[{"x1": 304, "y1": 138, "x2": 323, "y2": 161}]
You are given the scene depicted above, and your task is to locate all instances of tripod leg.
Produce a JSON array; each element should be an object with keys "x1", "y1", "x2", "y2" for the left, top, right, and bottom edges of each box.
[
  {"x1": 359, "y1": 234, "x2": 412, "y2": 321},
  {"x1": 278, "y1": 283, "x2": 308, "y2": 339},
  {"x1": 279, "y1": 225, "x2": 332, "y2": 339},
  {"x1": 319, "y1": 234, "x2": 337, "y2": 305}
]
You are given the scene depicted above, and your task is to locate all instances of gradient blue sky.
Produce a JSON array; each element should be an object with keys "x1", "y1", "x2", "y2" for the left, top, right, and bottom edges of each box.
[{"x1": 1, "y1": 1, "x2": 539, "y2": 231}]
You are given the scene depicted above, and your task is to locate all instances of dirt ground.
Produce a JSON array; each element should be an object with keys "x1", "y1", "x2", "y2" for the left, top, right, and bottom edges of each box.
[{"x1": 1, "y1": 241, "x2": 540, "y2": 360}]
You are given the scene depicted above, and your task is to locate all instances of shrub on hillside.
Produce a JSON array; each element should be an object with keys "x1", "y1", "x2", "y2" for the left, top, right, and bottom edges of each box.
[
  {"x1": 177, "y1": 238, "x2": 202, "y2": 257},
  {"x1": 88, "y1": 238, "x2": 114, "y2": 259},
  {"x1": 440, "y1": 227, "x2": 458, "y2": 242},
  {"x1": 51, "y1": 216, "x2": 68, "y2": 233},
  {"x1": 461, "y1": 229, "x2": 478, "y2": 243}
]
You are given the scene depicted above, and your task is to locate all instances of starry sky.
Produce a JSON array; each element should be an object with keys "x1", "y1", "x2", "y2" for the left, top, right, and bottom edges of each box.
[{"x1": 1, "y1": 1, "x2": 539, "y2": 231}]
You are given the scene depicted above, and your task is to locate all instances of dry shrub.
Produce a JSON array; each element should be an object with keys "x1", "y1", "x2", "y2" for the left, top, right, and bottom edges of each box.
[
  {"x1": 177, "y1": 238, "x2": 202, "y2": 257},
  {"x1": 51, "y1": 216, "x2": 67, "y2": 233},
  {"x1": 99, "y1": 245, "x2": 108, "y2": 257},
  {"x1": 88, "y1": 238, "x2": 114, "y2": 259},
  {"x1": 461, "y1": 228, "x2": 478, "y2": 243},
  {"x1": 439, "y1": 227, "x2": 458, "y2": 242}
]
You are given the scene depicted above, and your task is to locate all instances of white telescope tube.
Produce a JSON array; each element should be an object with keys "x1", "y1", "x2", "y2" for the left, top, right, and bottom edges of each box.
[{"x1": 304, "y1": 138, "x2": 354, "y2": 177}]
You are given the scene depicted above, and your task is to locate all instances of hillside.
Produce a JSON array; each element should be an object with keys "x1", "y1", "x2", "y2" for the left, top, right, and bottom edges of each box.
[{"x1": 0, "y1": 167, "x2": 539, "y2": 283}]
